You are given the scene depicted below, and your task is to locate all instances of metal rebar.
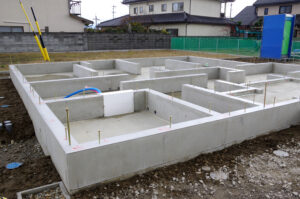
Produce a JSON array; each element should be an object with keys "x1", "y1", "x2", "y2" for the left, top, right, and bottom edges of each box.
[{"x1": 264, "y1": 82, "x2": 268, "y2": 108}]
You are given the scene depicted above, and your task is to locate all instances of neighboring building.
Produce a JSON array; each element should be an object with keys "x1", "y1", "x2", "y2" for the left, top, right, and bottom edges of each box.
[
  {"x1": 234, "y1": 0, "x2": 300, "y2": 37},
  {"x1": 99, "y1": 0, "x2": 236, "y2": 37},
  {"x1": 0, "y1": 0, "x2": 92, "y2": 33}
]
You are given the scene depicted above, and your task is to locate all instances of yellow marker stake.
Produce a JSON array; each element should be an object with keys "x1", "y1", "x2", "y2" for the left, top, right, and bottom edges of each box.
[
  {"x1": 19, "y1": 0, "x2": 46, "y2": 61},
  {"x1": 31, "y1": 7, "x2": 51, "y2": 61}
]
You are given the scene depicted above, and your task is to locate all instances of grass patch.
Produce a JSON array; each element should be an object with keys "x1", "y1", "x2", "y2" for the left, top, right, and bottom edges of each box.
[{"x1": 0, "y1": 50, "x2": 241, "y2": 71}]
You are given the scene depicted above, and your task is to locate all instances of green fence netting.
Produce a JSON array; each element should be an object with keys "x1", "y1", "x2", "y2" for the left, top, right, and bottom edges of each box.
[{"x1": 171, "y1": 37, "x2": 262, "y2": 56}]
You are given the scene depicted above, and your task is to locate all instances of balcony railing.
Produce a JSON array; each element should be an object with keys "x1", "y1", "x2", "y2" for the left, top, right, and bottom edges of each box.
[{"x1": 70, "y1": 0, "x2": 81, "y2": 15}]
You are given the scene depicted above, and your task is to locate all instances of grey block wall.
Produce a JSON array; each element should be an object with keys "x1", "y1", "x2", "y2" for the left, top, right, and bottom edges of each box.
[{"x1": 0, "y1": 33, "x2": 171, "y2": 53}]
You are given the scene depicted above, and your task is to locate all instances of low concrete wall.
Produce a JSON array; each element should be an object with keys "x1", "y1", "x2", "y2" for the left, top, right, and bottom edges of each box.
[
  {"x1": 115, "y1": 59, "x2": 141, "y2": 75},
  {"x1": 31, "y1": 74, "x2": 130, "y2": 99},
  {"x1": 73, "y1": 64, "x2": 98, "y2": 78},
  {"x1": 152, "y1": 67, "x2": 219, "y2": 79},
  {"x1": 47, "y1": 95, "x2": 104, "y2": 123},
  {"x1": 182, "y1": 84, "x2": 257, "y2": 113},
  {"x1": 235, "y1": 63, "x2": 273, "y2": 75},
  {"x1": 147, "y1": 90, "x2": 212, "y2": 123},
  {"x1": 219, "y1": 67, "x2": 245, "y2": 83},
  {"x1": 287, "y1": 71, "x2": 300, "y2": 78},
  {"x1": 189, "y1": 56, "x2": 246, "y2": 67},
  {"x1": 66, "y1": 99, "x2": 300, "y2": 193},
  {"x1": 120, "y1": 74, "x2": 208, "y2": 93},
  {"x1": 273, "y1": 63, "x2": 300, "y2": 74},
  {"x1": 83, "y1": 60, "x2": 115, "y2": 70},
  {"x1": 214, "y1": 80, "x2": 246, "y2": 92},
  {"x1": 165, "y1": 59, "x2": 201, "y2": 70},
  {"x1": 17, "y1": 61, "x2": 78, "y2": 75},
  {"x1": 124, "y1": 56, "x2": 187, "y2": 67}
]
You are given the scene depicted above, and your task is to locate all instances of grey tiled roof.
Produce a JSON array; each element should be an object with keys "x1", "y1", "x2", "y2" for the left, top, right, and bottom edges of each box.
[
  {"x1": 234, "y1": 6, "x2": 258, "y2": 26},
  {"x1": 99, "y1": 12, "x2": 235, "y2": 27},
  {"x1": 254, "y1": 0, "x2": 300, "y2": 6}
]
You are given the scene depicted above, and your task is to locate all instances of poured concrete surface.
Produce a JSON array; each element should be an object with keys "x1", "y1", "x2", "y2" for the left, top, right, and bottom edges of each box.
[
  {"x1": 67, "y1": 111, "x2": 168, "y2": 144},
  {"x1": 96, "y1": 69, "x2": 125, "y2": 76},
  {"x1": 26, "y1": 72, "x2": 74, "y2": 82},
  {"x1": 245, "y1": 73, "x2": 270, "y2": 82},
  {"x1": 166, "y1": 92, "x2": 182, "y2": 99},
  {"x1": 239, "y1": 81, "x2": 300, "y2": 104}
]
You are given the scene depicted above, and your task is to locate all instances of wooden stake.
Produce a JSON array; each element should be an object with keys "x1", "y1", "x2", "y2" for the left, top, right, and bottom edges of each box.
[
  {"x1": 273, "y1": 96, "x2": 276, "y2": 107},
  {"x1": 264, "y1": 82, "x2": 268, "y2": 108},
  {"x1": 66, "y1": 107, "x2": 71, "y2": 145},
  {"x1": 65, "y1": 127, "x2": 68, "y2": 140},
  {"x1": 169, "y1": 116, "x2": 172, "y2": 128}
]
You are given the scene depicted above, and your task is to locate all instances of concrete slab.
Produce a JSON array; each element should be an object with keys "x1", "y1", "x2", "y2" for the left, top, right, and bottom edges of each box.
[
  {"x1": 67, "y1": 111, "x2": 168, "y2": 144},
  {"x1": 239, "y1": 81, "x2": 300, "y2": 104}
]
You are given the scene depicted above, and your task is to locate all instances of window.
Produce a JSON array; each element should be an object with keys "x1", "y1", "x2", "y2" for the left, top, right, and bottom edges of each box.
[
  {"x1": 161, "y1": 4, "x2": 167, "y2": 12},
  {"x1": 264, "y1": 8, "x2": 268, "y2": 15},
  {"x1": 139, "y1": 7, "x2": 143, "y2": 14},
  {"x1": 0, "y1": 26, "x2": 24, "y2": 33},
  {"x1": 172, "y1": 2, "x2": 184, "y2": 12},
  {"x1": 279, "y1": 5, "x2": 292, "y2": 14},
  {"x1": 134, "y1": 7, "x2": 138, "y2": 14},
  {"x1": 149, "y1": 5, "x2": 154, "y2": 12}
]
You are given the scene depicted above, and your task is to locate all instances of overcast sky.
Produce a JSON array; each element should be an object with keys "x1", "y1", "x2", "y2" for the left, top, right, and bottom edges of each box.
[{"x1": 81, "y1": 0, "x2": 257, "y2": 25}]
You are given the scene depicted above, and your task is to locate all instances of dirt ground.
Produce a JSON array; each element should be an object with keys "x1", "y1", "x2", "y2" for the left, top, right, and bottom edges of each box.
[
  {"x1": 0, "y1": 79, "x2": 300, "y2": 199},
  {"x1": 0, "y1": 50, "x2": 240, "y2": 71}
]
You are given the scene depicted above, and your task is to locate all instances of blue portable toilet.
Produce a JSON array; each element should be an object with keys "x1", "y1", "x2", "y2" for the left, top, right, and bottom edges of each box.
[{"x1": 260, "y1": 14, "x2": 295, "y2": 59}]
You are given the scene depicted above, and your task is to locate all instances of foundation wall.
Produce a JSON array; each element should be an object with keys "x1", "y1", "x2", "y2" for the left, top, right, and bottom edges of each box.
[
  {"x1": 120, "y1": 74, "x2": 208, "y2": 93},
  {"x1": 214, "y1": 80, "x2": 246, "y2": 92},
  {"x1": 182, "y1": 84, "x2": 257, "y2": 113},
  {"x1": 47, "y1": 95, "x2": 104, "y2": 123},
  {"x1": 83, "y1": 60, "x2": 115, "y2": 70},
  {"x1": 31, "y1": 74, "x2": 129, "y2": 99},
  {"x1": 17, "y1": 61, "x2": 78, "y2": 75},
  {"x1": 9, "y1": 65, "x2": 70, "y2": 189},
  {"x1": 273, "y1": 63, "x2": 300, "y2": 74},
  {"x1": 147, "y1": 90, "x2": 212, "y2": 123},
  {"x1": 235, "y1": 63, "x2": 273, "y2": 75},
  {"x1": 115, "y1": 59, "x2": 141, "y2": 75},
  {"x1": 66, "y1": 100, "x2": 300, "y2": 193},
  {"x1": 165, "y1": 59, "x2": 201, "y2": 70},
  {"x1": 151, "y1": 67, "x2": 219, "y2": 79},
  {"x1": 188, "y1": 56, "x2": 246, "y2": 67},
  {"x1": 73, "y1": 64, "x2": 98, "y2": 78},
  {"x1": 124, "y1": 56, "x2": 187, "y2": 67}
]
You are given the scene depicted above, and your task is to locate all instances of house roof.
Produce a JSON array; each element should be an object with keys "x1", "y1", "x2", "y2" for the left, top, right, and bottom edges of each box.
[
  {"x1": 254, "y1": 0, "x2": 300, "y2": 6},
  {"x1": 70, "y1": 14, "x2": 94, "y2": 25},
  {"x1": 99, "y1": 12, "x2": 235, "y2": 27},
  {"x1": 122, "y1": 0, "x2": 235, "y2": 4},
  {"x1": 234, "y1": 6, "x2": 259, "y2": 26}
]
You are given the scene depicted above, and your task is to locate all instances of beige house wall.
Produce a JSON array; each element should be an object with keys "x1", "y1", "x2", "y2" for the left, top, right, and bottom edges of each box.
[
  {"x1": 257, "y1": 3, "x2": 300, "y2": 17},
  {"x1": 129, "y1": 0, "x2": 221, "y2": 18},
  {"x1": 150, "y1": 23, "x2": 230, "y2": 36},
  {"x1": 0, "y1": 0, "x2": 86, "y2": 32}
]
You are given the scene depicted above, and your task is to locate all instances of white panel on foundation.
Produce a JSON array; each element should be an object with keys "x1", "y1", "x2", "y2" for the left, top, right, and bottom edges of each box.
[{"x1": 103, "y1": 90, "x2": 134, "y2": 117}]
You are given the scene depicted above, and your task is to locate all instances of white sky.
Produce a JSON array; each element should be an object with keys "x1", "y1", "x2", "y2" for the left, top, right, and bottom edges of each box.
[{"x1": 81, "y1": 0, "x2": 257, "y2": 25}]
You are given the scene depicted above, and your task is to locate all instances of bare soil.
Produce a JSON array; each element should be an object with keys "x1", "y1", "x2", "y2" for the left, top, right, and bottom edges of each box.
[{"x1": 0, "y1": 78, "x2": 299, "y2": 199}]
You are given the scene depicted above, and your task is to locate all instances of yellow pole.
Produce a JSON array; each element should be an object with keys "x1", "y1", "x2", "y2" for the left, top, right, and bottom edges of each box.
[
  {"x1": 19, "y1": 0, "x2": 46, "y2": 61},
  {"x1": 31, "y1": 7, "x2": 51, "y2": 61}
]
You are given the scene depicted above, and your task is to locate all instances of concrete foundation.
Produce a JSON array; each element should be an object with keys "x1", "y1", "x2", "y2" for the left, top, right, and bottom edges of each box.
[{"x1": 9, "y1": 56, "x2": 300, "y2": 194}]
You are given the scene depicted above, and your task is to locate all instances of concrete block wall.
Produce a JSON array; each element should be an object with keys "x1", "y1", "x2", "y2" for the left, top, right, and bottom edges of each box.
[
  {"x1": 31, "y1": 74, "x2": 130, "y2": 99},
  {"x1": 0, "y1": 33, "x2": 171, "y2": 53},
  {"x1": 182, "y1": 84, "x2": 257, "y2": 113},
  {"x1": 120, "y1": 74, "x2": 208, "y2": 93}
]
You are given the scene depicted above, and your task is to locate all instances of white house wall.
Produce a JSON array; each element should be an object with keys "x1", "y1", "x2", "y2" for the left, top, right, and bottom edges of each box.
[
  {"x1": 150, "y1": 24, "x2": 231, "y2": 36},
  {"x1": 129, "y1": 0, "x2": 221, "y2": 18},
  {"x1": 0, "y1": 0, "x2": 85, "y2": 32}
]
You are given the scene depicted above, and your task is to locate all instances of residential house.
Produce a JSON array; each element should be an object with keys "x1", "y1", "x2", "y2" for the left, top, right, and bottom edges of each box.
[
  {"x1": 234, "y1": 0, "x2": 300, "y2": 37},
  {"x1": 0, "y1": 0, "x2": 92, "y2": 32},
  {"x1": 99, "y1": 0, "x2": 236, "y2": 37}
]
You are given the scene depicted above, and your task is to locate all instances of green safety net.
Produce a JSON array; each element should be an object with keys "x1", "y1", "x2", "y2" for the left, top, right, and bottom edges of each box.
[{"x1": 171, "y1": 37, "x2": 261, "y2": 56}]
